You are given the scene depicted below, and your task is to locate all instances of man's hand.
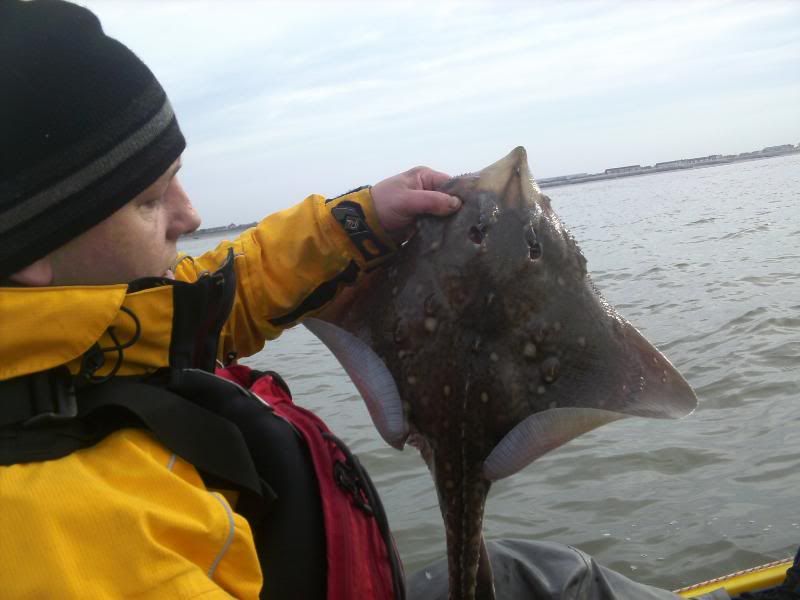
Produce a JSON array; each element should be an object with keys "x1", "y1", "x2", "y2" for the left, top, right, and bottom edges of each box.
[{"x1": 371, "y1": 166, "x2": 461, "y2": 240}]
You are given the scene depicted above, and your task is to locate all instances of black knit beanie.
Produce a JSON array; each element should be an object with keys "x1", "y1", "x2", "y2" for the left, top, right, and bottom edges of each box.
[{"x1": 0, "y1": 0, "x2": 186, "y2": 278}]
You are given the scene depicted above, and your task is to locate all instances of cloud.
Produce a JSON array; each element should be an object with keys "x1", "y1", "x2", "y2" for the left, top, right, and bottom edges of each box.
[{"x1": 78, "y1": 0, "x2": 800, "y2": 224}]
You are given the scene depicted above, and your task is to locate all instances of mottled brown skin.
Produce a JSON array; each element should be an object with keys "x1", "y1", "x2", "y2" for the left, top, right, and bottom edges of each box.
[{"x1": 320, "y1": 148, "x2": 695, "y2": 600}]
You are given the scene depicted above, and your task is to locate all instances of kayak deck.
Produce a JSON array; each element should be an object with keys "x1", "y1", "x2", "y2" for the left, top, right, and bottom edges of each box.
[{"x1": 674, "y1": 558, "x2": 793, "y2": 598}]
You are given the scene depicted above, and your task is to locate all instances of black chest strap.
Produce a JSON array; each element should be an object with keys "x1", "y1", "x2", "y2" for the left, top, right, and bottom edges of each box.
[{"x1": 0, "y1": 368, "x2": 264, "y2": 500}]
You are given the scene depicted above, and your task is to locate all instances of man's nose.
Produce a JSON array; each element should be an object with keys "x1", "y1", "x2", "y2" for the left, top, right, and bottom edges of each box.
[{"x1": 165, "y1": 177, "x2": 201, "y2": 239}]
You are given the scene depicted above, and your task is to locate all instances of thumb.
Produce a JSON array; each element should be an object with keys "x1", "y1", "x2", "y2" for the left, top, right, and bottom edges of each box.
[
  {"x1": 416, "y1": 168, "x2": 452, "y2": 191},
  {"x1": 404, "y1": 189, "x2": 462, "y2": 217}
]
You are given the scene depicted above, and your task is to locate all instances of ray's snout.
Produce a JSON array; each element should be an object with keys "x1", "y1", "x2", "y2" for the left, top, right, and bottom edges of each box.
[{"x1": 473, "y1": 147, "x2": 537, "y2": 210}]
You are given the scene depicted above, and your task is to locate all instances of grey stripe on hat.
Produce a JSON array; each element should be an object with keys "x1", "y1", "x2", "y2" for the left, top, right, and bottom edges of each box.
[
  {"x1": 0, "y1": 80, "x2": 167, "y2": 209},
  {"x1": 0, "y1": 98, "x2": 176, "y2": 235}
]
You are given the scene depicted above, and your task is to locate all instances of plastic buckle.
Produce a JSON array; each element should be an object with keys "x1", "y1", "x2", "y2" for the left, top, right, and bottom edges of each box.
[
  {"x1": 332, "y1": 459, "x2": 374, "y2": 516},
  {"x1": 23, "y1": 369, "x2": 78, "y2": 427}
]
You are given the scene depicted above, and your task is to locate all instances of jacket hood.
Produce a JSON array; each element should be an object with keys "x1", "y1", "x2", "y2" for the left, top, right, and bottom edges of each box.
[{"x1": 0, "y1": 252, "x2": 236, "y2": 382}]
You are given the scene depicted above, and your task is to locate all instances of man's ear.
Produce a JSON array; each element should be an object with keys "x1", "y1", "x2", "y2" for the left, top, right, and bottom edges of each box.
[{"x1": 9, "y1": 257, "x2": 54, "y2": 286}]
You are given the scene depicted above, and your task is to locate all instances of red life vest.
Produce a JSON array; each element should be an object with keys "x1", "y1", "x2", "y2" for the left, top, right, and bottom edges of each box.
[{"x1": 216, "y1": 364, "x2": 403, "y2": 600}]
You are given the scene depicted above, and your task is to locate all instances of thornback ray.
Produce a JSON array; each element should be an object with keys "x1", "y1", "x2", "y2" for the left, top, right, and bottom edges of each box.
[{"x1": 305, "y1": 146, "x2": 698, "y2": 600}]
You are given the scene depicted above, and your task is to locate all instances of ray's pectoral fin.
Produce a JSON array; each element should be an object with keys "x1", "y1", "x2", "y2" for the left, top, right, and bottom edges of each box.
[
  {"x1": 483, "y1": 408, "x2": 626, "y2": 481},
  {"x1": 304, "y1": 317, "x2": 409, "y2": 450},
  {"x1": 607, "y1": 322, "x2": 699, "y2": 420},
  {"x1": 483, "y1": 323, "x2": 698, "y2": 482}
]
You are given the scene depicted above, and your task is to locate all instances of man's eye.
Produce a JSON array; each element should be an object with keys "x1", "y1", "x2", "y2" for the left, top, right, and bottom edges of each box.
[{"x1": 139, "y1": 197, "x2": 160, "y2": 209}]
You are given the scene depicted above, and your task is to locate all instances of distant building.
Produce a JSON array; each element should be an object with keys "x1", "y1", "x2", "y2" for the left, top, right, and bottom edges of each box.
[
  {"x1": 538, "y1": 173, "x2": 589, "y2": 184},
  {"x1": 655, "y1": 160, "x2": 683, "y2": 169},
  {"x1": 656, "y1": 159, "x2": 683, "y2": 169},
  {"x1": 762, "y1": 144, "x2": 794, "y2": 153},
  {"x1": 605, "y1": 165, "x2": 641, "y2": 174},
  {"x1": 656, "y1": 155, "x2": 724, "y2": 169},
  {"x1": 684, "y1": 155, "x2": 723, "y2": 165}
]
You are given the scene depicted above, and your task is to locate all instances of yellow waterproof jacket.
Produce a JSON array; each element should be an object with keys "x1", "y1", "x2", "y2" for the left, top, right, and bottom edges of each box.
[{"x1": 0, "y1": 189, "x2": 395, "y2": 599}]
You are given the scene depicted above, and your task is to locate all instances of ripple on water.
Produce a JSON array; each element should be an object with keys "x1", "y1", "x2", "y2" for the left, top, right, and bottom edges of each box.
[{"x1": 686, "y1": 217, "x2": 717, "y2": 226}]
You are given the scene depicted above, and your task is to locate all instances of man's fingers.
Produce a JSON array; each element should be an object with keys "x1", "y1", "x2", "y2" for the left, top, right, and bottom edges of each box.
[
  {"x1": 371, "y1": 166, "x2": 461, "y2": 235},
  {"x1": 415, "y1": 167, "x2": 452, "y2": 191}
]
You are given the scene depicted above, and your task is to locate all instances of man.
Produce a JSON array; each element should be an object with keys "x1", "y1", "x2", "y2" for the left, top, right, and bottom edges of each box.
[
  {"x1": 1, "y1": 1, "x2": 792, "y2": 599},
  {"x1": 1, "y1": 1, "x2": 459, "y2": 597}
]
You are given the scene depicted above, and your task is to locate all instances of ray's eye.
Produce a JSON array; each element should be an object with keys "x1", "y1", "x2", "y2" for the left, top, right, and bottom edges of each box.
[
  {"x1": 526, "y1": 226, "x2": 543, "y2": 260},
  {"x1": 468, "y1": 225, "x2": 486, "y2": 245}
]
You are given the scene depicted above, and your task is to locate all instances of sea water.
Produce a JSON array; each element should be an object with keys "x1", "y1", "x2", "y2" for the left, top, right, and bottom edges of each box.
[{"x1": 179, "y1": 154, "x2": 800, "y2": 589}]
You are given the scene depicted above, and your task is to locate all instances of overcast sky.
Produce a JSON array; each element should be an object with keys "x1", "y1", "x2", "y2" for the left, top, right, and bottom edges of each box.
[{"x1": 81, "y1": 0, "x2": 800, "y2": 227}]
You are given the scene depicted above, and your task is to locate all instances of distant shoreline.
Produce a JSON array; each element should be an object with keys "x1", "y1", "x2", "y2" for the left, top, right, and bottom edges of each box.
[
  {"x1": 538, "y1": 144, "x2": 799, "y2": 189},
  {"x1": 186, "y1": 144, "x2": 799, "y2": 236},
  {"x1": 186, "y1": 221, "x2": 258, "y2": 240}
]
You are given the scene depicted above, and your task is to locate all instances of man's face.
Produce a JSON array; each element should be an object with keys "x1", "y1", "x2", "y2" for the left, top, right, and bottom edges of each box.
[{"x1": 48, "y1": 159, "x2": 201, "y2": 285}]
